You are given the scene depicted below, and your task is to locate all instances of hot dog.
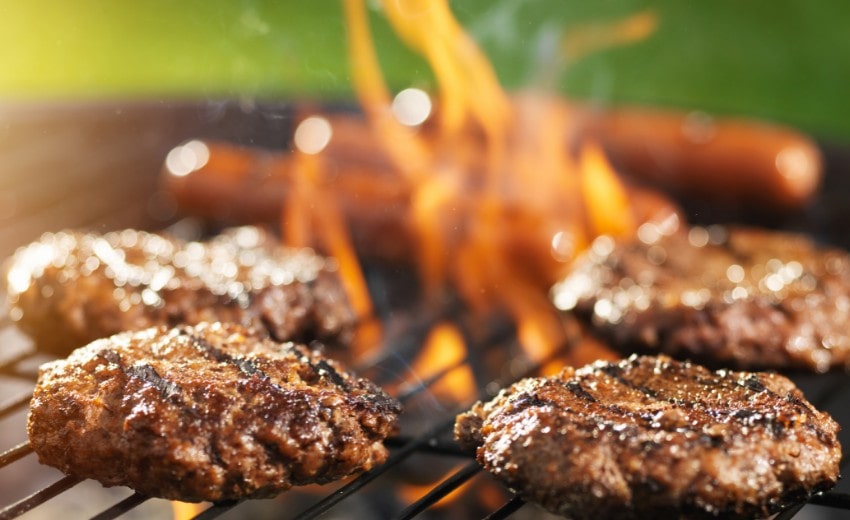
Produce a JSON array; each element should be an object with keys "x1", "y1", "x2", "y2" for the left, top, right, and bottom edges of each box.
[{"x1": 580, "y1": 106, "x2": 822, "y2": 210}]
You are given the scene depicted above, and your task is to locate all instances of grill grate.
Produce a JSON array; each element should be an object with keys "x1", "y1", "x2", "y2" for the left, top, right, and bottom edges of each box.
[
  {"x1": 1, "y1": 297, "x2": 850, "y2": 520},
  {"x1": 2, "y1": 102, "x2": 850, "y2": 519}
]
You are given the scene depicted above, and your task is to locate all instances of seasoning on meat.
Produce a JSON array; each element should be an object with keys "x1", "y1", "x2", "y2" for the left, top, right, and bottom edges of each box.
[
  {"x1": 551, "y1": 225, "x2": 850, "y2": 371},
  {"x1": 4, "y1": 226, "x2": 355, "y2": 355},
  {"x1": 455, "y1": 355, "x2": 841, "y2": 520},
  {"x1": 27, "y1": 322, "x2": 401, "y2": 502}
]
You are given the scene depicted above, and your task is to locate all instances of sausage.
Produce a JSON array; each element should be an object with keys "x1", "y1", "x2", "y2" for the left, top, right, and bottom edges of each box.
[
  {"x1": 162, "y1": 138, "x2": 415, "y2": 261},
  {"x1": 580, "y1": 107, "x2": 823, "y2": 210}
]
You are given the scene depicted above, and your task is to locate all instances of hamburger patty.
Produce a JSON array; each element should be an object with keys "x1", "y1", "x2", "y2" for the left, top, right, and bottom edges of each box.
[
  {"x1": 551, "y1": 226, "x2": 850, "y2": 371},
  {"x1": 4, "y1": 226, "x2": 355, "y2": 355},
  {"x1": 455, "y1": 355, "x2": 841, "y2": 519},
  {"x1": 27, "y1": 322, "x2": 401, "y2": 502}
]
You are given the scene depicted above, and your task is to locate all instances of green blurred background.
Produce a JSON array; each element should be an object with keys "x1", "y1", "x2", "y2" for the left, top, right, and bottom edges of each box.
[{"x1": 1, "y1": 1, "x2": 848, "y2": 140}]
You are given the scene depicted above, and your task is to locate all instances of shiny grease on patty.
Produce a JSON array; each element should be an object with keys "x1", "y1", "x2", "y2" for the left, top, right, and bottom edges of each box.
[
  {"x1": 455, "y1": 355, "x2": 841, "y2": 519},
  {"x1": 552, "y1": 226, "x2": 850, "y2": 371},
  {"x1": 28, "y1": 322, "x2": 401, "y2": 502},
  {"x1": 4, "y1": 226, "x2": 355, "y2": 355}
]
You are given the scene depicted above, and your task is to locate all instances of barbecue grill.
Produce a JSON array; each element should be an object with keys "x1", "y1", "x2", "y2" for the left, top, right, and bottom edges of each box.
[{"x1": 1, "y1": 102, "x2": 849, "y2": 520}]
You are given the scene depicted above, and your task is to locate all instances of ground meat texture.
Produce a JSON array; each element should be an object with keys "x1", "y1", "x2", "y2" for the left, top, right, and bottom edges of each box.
[
  {"x1": 551, "y1": 226, "x2": 850, "y2": 372},
  {"x1": 27, "y1": 322, "x2": 401, "y2": 502},
  {"x1": 4, "y1": 226, "x2": 355, "y2": 355},
  {"x1": 455, "y1": 355, "x2": 841, "y2": 520}
]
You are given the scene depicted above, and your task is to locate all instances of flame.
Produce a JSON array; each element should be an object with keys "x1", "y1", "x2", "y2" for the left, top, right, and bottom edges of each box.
[
  {"x1": 274, "y1": 2, "x2": 657, "y2": 365},
  {"x1": 562, "y1": 10, "x2": 658, "y2": 63},
  {"x1": 397, "y1": 462, "x2": 474, "y2": 509},
  {"x1": 283, "y1": 122, "x2": 379, "y2": 355},
  {"x1": 169, "y1": 7, "x2": 657, "y2": 519},
  {"x1": 404, "y1": 322, "x2": 476, "y2": 404},
  {"x1": 171, "y1": 501, "x2": 207, "y2": 520},
  {"x1": 580, "y1": 140, "x2": 635, "y2": 237},
  {"x1": 338, "y1": 0, "x2": 653, "y2": 364}
]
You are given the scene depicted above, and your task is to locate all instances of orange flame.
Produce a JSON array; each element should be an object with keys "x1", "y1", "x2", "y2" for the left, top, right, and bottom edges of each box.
[
  {"x1": 562, "y1": 10, "x2": 658, "y2": 63},
  {"x1": 171, "y1": 501, "x2": 207, "y2": 520},
  {"x1": 580, "y1": 140, "x2": 636, "y2": 238},
  {"x1": 340, "y1": 0, "x2": 654, "y2": 364},
  {"x1": 282, "y1": 123, "x2": 380, "y2": 355},
  {"x1": 397, "y1": 462, "x2": 474, "y2": 508},
  {"x1": 404, "y1": 322, "x2": 476, "y2": 404}
]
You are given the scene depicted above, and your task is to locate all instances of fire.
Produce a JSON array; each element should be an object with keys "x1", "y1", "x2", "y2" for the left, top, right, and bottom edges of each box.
[
  {"x1": 168, "y1": 5, "x2": 660, "y2": 519},
  {"x1": 284, "y1": 144, "x2": 381, "y2": 355},
  {"x1": 335, "y1": 0, "x2": 652, "y2": 361},
  {"x1": 261, "y1": 1, "x2": 662, "y2": 363},
  {"x1": 401, "y1": 322, "x2": 476, "y2": 404},
  {"x1": 171, "y1": 501, "x2": 207, "y2": 520},
  {"x1": 397, "y1": 462, "x2": 474, "y2": 510}
]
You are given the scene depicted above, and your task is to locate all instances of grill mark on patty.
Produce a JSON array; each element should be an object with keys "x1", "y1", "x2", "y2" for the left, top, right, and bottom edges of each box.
[
  {"x1": 180, "y1": 328, "x2": 352, "y2": 396},
  {"x1": 184, "y1": 330, "x2": 267, "y2": 378},
  {"x1": 628, "y1": 366, "x2": 781, "y2": 430},
  {"x1": 98, "y1": 348, "x2": 184, "y2": 404},
  {"x1": 514, "y1": 393, "x2": 552, "y2": 410},
  {"x1": 29, "y1": 322, "x2": 400, "y2": 503},
  {"x1": 564, "y1": 381, "x2": 597, "y2": 402},
  {"x1": 311, "y1": 359, "x2": 351, "y2": 391},
  {"x1": 741, "y1": 375, "x2": 767, "y2": 393},
  {"x1": 598, "y1": 363, "x2": 659, "y2": 399},
  {"x1": 455, "y1": 355, "x2": 842, "y2": 519},
  {"x1": 127, "y1": 364, "x2": 183, "y2": 401},
  {"x1": 561, "y1": 362, "x2": 797, "y2": 442},
  {"x1": 282, "y1": 341, "x2": 352, "y2": 392}
]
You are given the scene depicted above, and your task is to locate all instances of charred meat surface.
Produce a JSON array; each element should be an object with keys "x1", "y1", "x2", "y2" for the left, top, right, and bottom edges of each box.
[
  {"x1": 455, "y1": 355, "x2": 841, "y2": 520},
  {"x1": 3, "y1": 226, "x2": 355, "y2": 355},
  {"x1": 27, "y1": 322, "x2": 401, "y2": 502},
  {"x1": 551, "y1": 226, "x2": 850, "y2": 371}
]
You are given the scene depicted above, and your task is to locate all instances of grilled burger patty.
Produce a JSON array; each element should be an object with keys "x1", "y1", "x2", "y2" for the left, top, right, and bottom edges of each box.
[
  {"x1": 455, "y1": 355, "x2": 841, "y2": 520},
  {"x1": 4, "y1": 226, "x2": 355, "y2": 355},
  {"x1": 551, "y1": 226, "x2": 850, "y2": 371},
  {"x1": 27, "y1": 322, "x2": 401, "y2": 502}
]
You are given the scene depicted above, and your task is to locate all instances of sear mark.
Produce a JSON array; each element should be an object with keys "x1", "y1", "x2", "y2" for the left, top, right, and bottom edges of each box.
[
  {"x1": 127, "y1": 363, "x2": 183, "y2": 401},
  {"x1": 565, "y1": 381, "x2": 597, "y2": 402},
  {"x1": 312, "y1": 359, "x2": 351, "y2": 391}
]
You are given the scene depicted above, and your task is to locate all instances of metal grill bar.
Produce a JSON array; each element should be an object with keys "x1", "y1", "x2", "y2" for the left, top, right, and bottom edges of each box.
[
  {"x1": 191, "y1": 501, "x2": 240, "y2": 520},
  {"x1": 0, "y1": 442, "x2": 32, "y2": 468},
  {"x1": 0, "y1": 351, "x2": 36, "y2": 374},
  {"x1": 482, "y1": 496, "x2": 525, "y2": 520},
  {"x1": 286, "y1": 339, "x2": 579, "y2": 520},
  {"x1": 394, "y1": 461, "x2": 481, "y2": 520},
  {"x1": 394, "y1": 356, "x2": 469, "y2": 403},
  {"x1": 774, "y1": 502, "x2": 805, "y2": 520},
  {"x1": 383, "y1": 436, "x2": 468, "y2": 457},
  {"x1": 0, "y1": 394, "x2": 30, "y2": 421},
  {"x1": 290, "y1": 418, "x2": 458, "y2": 520},
  {"x1": 0, "y1": 475, "x2": 82, "y2": 520},
  {"x1": 810, "y1": 491, "x2": 850, "y2": 509},
  {"x1": 88, "y1": 493, "x2": 150, "y2": 520}
]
